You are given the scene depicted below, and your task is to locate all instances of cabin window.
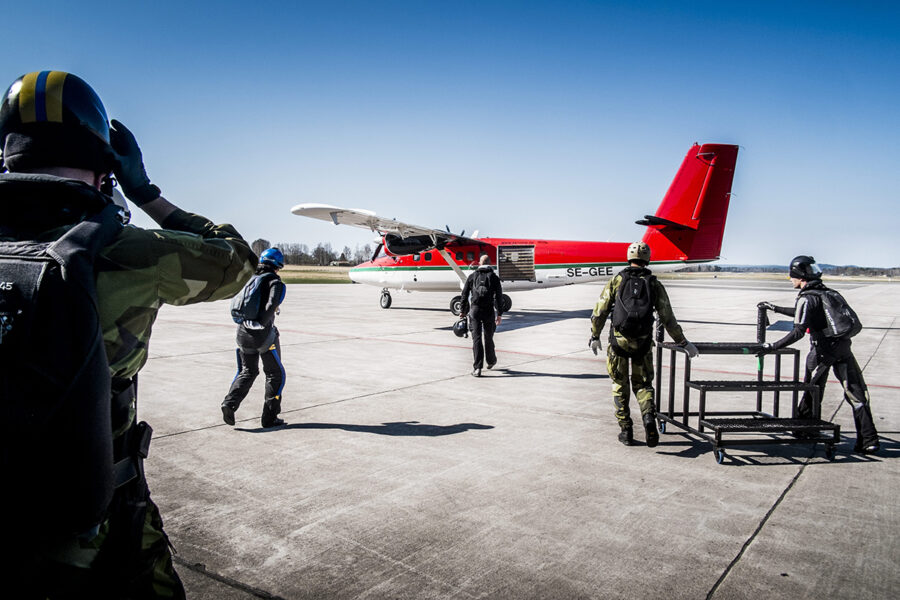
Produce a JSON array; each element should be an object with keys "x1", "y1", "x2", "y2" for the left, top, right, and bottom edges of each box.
[
  {"x1": 455, "y1": 252, "x2": 463, "y2": 261},
  {"x1": 466, "y1": 251, "x2": 475, "y2": 262},
  {"x1": 424, "y1": 252, "x2": 432, "y2": 261},
  {"x1": 413, "y1": 254, "x2": 420, "y2": 262}
]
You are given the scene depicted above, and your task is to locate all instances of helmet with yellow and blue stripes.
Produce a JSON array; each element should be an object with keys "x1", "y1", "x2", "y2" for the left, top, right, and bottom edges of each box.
[{"x1": 0, "y1": 70, "x2": 114, "y2": 172}]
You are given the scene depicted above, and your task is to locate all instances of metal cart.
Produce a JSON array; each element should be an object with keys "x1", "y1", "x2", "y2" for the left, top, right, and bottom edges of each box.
[{"x1": 652, "y1": 306, "x2": 840, "y2": 464}]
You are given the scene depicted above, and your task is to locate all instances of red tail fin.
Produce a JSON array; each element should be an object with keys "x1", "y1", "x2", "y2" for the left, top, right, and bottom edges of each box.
[{"x1": 640, "y1": 143, "x2": 739, "y2": 263}]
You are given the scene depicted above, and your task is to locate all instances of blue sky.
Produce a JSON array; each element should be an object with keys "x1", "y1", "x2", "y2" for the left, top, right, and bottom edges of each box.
[{"x1": 4, "y1": 1, "x2": 899, "y2": 266}]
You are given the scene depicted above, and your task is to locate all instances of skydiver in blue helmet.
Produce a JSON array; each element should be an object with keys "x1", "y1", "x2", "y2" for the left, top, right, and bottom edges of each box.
[{"x1": 222, "y1": 248, "x2": 288, "y2": 428}]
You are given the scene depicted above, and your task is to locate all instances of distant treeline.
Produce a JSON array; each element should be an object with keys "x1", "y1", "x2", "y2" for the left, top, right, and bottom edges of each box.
[
  {"x1": 251, "y1": 239, "x2": 373, "y2": 266},
  {"x1": 680, "y1": 264, "x2": 900, "y2": 277}
]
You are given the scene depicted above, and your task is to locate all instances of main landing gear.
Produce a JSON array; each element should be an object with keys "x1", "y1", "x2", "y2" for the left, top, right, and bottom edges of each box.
[
  {"x1": 450, "y1": 296, "x2": 462, "y2": 316},
  {"x1": 380, "y1": 289, "x2": 392, "y2": 309},
  {"x1": 449, "y1": 294, "x2": 512, "y2": 316}
]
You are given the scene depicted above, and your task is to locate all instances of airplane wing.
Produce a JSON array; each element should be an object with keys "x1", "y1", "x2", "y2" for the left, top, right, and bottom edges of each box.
[{"x1": 290, "y1": 203, "x2": 482, "y2": 248}]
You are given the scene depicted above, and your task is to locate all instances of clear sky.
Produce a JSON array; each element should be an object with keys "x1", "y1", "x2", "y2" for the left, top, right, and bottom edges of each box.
[{"x1": 4, "y1": 1, "x2": 898, "y2": 267}]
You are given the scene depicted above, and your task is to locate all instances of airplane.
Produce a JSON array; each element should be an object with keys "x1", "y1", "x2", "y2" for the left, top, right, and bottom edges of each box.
[{"x1": 291, "y1": 142, "x2": 739, "y2": 315}]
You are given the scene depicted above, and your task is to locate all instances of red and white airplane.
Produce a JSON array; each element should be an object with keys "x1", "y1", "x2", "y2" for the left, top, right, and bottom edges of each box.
[{"x1": 291, "y1": 142, "x2": 739, "y2": 315}]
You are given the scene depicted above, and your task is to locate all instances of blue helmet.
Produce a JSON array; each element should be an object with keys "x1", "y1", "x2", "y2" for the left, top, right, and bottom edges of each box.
[{"x1": 260, "y1": 247, "x2": 284, "y2": 269}]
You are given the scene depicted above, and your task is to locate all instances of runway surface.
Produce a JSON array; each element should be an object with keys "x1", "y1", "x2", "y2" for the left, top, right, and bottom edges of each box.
[{"x1": 138, "y1": 277, "x2": 899, "y2": 599}]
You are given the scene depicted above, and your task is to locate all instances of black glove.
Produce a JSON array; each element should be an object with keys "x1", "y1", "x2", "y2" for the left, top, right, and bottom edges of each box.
[
  {"x1": 757, "y1": 343, "x2": 773, "y2": 355},
  {"x1": 110, "y1": 119, "x2": 161, "y2": 206},
  {"x1": 757, "y1": 301, "x2": 776, "y2": 311}
]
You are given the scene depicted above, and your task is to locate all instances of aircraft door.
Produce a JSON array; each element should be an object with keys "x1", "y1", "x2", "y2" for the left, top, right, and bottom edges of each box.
[{"x1": 497, "y1": 245, "x2": 535, "y2": 282}]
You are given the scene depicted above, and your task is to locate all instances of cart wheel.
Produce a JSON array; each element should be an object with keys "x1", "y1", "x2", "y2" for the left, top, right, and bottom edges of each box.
[
  {"x1": 715, "y1": 449, "x2": 726, "y2": 464},
  {"x1": 824, "y1": 444, "x2": 836, "y2": 461},
  {"x1": 658, "y1": 419, "x2": 666, "y2": 434}
]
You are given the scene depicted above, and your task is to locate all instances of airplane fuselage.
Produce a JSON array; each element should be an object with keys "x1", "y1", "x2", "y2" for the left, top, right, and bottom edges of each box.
[{"x1": 350, "y1": 238, "x2": 710, "y2": 292}]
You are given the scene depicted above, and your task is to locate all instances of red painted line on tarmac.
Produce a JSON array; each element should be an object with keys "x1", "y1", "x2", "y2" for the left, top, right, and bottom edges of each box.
[{"x1": 160, "y1": 318, "x2": 900, "y2": 389}]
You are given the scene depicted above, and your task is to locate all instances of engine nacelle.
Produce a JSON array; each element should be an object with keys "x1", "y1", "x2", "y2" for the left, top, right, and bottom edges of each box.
[{"x1": 382, "y1": 234, "x2": 434, "y2": 257}]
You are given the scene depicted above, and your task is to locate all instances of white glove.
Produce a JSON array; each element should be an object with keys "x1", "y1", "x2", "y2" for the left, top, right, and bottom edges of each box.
[
  {"x1": 589, "y1": 337, "x2": 601, "y2": 355},
  {"x1": 682, "y1": 341, "x2": 699, "y2": 358}
]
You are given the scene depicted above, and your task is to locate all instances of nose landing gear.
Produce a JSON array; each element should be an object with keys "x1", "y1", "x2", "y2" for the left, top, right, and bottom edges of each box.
[{"x1": 380, "y1": 289, "x2": 392, "y2": 309}]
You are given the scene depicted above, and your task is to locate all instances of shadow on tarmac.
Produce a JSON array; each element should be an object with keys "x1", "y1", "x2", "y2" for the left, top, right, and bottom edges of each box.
[
  {"x1": 434, "y1": 308, "x2": 594, "y2": 333},
  {"x1": 493, "y1": 367, "x2": 607, "y2": 380},
  {"x1": 236, "y1": 420, "x2": 494, "y2": 436},
  {"x1": 653, "y1": 433, "x2": 896, "y2": 466}
]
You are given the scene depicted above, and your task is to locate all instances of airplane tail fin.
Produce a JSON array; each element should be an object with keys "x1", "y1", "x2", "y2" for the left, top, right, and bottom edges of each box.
[{"x1": 639, "y1": 143, "x2": 739, "y2": 264}]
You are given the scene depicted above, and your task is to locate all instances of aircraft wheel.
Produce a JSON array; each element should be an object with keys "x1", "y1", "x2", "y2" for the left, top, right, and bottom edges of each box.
[
  {"x1": 500, "y1": 294, "x2": 512, "y2": 313},
  {"x1": 380, "y1": 292, "x2": 392, "y2": 309},
  {"x1": 450, "y1": 296, "x2": 462, "y2": 316}
]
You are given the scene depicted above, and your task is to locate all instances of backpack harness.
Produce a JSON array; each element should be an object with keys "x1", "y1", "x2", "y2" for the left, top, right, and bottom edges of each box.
[
  {"x1": 800, "y1": 286, "x2": 862, "y2": 339},
  {"x1": 231, "y1": 271, "x2": 278, "y2": 324},
  {"x1": 469, "y1": 269, "x2": 494, "y2": 307},
  {"x1": 0, "y1": 203, "x2": 148, "y2": 538},
  {"x1": 609, "y1": 269, "x2": 656, "y2": 358}
]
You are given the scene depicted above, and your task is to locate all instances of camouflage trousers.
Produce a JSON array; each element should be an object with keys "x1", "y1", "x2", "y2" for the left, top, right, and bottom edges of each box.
[{"x1": 606, "y1": 346, "x2": 655, "y2": 429}]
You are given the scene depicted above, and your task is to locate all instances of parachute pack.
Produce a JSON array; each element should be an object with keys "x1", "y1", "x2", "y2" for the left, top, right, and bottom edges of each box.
[
  {"x1": 231, "y1": 272, "x2": 277, "y2": 324},
  {"x1": 470, "y1": 270, "x2": 493, "y2": 307},
  {"x1": 803, "y1": 287, "x2": 862, "y2": 339},
  {"x1": 611, "y1": 271, "x2": 656, "y2": 337},
  {"x1": 0, "y1": 204, "x2": 122, "y2": 536}
]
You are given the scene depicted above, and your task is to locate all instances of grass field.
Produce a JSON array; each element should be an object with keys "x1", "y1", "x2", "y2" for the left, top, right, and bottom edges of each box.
[{"x1": 279, "y1": 265, "x2": 352, "y2": 284}]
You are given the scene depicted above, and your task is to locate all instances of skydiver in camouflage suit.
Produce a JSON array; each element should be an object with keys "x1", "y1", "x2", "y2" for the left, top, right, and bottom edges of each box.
[
  {"x1": 589, "y1": 242, "x2": 698, "y2": 447},
  {"x1": 0, "y1": 71, "x2": 255, "y2": 597}
]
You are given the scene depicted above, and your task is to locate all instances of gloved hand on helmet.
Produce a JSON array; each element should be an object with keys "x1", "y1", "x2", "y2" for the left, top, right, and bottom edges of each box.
[
  {"x1": 589, "y1": 336, "x2": 601, "y2": 355},
  {"x1": 110, "y1": 119, "x2": 161, "y2": 206}
]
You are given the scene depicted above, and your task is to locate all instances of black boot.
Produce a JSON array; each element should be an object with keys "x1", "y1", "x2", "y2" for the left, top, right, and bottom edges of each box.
[
  {"x1": 221, "y1": 403, "x2": 236, "y2": 426},
  {"x1": 852, "y1": 403, "x2": 880, "y2": 453},
  {"x1": 643, "y1": 414, "x2": 659, "y2": 448},
  {"x1": 618, "y1": 426, "x2": 634, "y2": 446}
]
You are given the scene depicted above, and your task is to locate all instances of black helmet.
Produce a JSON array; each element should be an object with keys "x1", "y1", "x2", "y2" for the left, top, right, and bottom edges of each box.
[
  {"x1": 0, "y1": 71, "x2": 114, "y2": 172},
  {"x1": 789, "y1": 255, "x2": 822, "y2": 280},
  {"x1": 453, "y1": 318, "x2": 468, "y2": 338}
]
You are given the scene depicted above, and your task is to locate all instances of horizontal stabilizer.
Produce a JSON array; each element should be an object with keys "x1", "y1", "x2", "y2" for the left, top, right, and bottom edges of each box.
[{"x1": 635, "y1": 215, "x2": 695, "y2": 230}]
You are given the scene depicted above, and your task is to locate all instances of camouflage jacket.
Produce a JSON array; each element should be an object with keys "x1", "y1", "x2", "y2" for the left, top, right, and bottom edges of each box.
[
  {"x1": 0, "y1": 174, "x2": 256, "y2": 434},
  {"x1": 590, "y1": 266, "x2": 686, "y2": 350}
]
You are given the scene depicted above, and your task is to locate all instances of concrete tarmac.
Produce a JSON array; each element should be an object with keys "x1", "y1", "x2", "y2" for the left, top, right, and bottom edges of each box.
[{"x1": 138, "y1": 277, "x2": 899, "y2": 599}]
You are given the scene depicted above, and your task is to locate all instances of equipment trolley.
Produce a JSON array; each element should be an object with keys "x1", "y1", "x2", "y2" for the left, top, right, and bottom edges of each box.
[{"x1": 652, "y1": 307, "x2": 840, "y2": 464}]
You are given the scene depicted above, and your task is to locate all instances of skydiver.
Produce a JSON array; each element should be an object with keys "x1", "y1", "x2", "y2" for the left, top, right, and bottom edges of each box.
[
  {"x1": 589, "y1": 242, "x2": 699, "y2": 447},
  {"x1": 758, "y1": 255, "x2": 879, "y2": 454},
  {"x1": 0, "y1": 70, "x2": 255, "y2": 598},
  {"x1": 460, "y1": 254, "x2": 504, "y2": 377},
  {"x1": 222, "y1": 248, "x2": 288, "y2": 428}
]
